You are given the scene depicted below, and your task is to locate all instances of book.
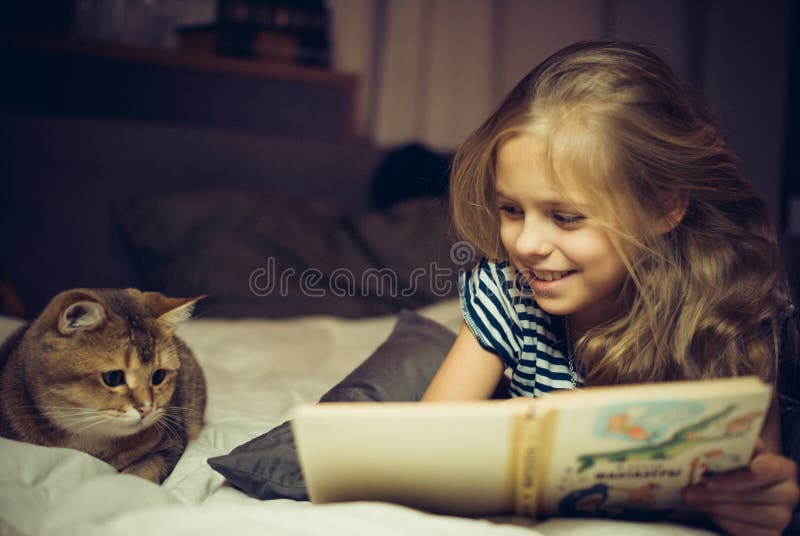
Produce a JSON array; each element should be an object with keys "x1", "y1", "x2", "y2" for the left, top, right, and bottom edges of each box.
[
  {"x1": 214, "y1": 0, "x2": 331, "y2": 66},
  {"x1": 292, "y1": 376, "x2": 771, "y2": 519}
]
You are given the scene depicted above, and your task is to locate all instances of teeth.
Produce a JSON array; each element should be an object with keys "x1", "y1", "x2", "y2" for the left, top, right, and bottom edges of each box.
[{"x1": 533, "y1": 270, "x2": 570, "y2": 282}]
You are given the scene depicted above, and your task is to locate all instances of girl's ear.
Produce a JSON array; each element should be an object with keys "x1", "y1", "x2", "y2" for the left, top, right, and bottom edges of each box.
[{"x1": 654, "y1": 195, "x2": 688, "y2": 235}]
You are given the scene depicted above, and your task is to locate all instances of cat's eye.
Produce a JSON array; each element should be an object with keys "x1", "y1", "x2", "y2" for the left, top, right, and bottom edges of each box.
[
  {"x1": 101, "y1": 370, "x2": 125, "y2": 387},
  {"x1": 151, "y1": 369, "x2": 166, "y2": 386}
]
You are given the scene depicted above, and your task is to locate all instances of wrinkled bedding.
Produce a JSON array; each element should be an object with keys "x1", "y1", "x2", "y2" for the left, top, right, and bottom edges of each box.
[{"x1": 0, "y1": 300, "x2": 713, "y2": 536}]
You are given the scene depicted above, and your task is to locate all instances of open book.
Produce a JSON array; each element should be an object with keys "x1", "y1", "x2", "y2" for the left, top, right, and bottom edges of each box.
[{"x1": 292, "y1": 376, "x2": 771, "y2": 519}]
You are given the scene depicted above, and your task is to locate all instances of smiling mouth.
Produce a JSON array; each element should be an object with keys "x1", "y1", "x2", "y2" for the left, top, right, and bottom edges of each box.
[{"x1": 531, "y1": 270, "x2": 576, "y2": 282}]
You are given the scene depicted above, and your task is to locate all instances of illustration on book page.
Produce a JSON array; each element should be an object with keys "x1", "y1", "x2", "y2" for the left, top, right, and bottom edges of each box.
[{"x1": 540, "y1": 396, "x2": 765, "y2": 520}]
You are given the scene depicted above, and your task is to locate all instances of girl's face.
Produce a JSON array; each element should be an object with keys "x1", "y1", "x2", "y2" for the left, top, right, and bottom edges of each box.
[{"x1": 495, "y1": 134, "x2": 629, "y2": 333}]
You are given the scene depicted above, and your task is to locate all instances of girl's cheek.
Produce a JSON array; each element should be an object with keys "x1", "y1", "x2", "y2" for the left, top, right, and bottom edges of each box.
[{"x1": 499, "y1": 224, "x2": 518, "y2": 251}]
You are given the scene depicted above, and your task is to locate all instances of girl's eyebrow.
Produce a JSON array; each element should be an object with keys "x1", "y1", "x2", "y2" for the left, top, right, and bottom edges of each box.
[
  {"x1": 496, "y1": 189, "x2": 584, "y2": 211},
  {"x1": 495, "y1": 190, "x2": 514, "y2": 201}
]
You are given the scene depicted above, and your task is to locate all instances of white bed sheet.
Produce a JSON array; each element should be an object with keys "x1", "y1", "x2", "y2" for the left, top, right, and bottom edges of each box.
[{"x1": 0, "y1": 300, "x2": 713, "y2": 536}]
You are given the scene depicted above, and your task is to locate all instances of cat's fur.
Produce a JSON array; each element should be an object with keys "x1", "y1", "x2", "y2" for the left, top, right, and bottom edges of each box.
[{"x1": 0, "y1": 288, "x2": 207, "y2": 483}]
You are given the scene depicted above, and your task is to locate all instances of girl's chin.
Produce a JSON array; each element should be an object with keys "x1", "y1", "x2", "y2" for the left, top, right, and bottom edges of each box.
[{"x1": 531, "y1": 297, "x2": 574, "y2": 317}]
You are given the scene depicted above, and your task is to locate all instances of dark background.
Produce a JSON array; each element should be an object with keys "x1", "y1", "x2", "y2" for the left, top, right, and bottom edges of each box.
[{"x1": 0, "y1": 0, "x2": 798, "y2": 316}]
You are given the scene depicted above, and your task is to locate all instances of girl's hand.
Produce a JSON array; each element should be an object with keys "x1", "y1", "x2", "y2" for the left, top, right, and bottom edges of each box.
[{"x1": 682, "y1": 442, "x2": 798, "y2": 535}]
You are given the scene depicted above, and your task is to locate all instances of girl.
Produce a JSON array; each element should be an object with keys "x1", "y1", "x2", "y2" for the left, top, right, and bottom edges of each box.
[{"x1": 422, "y1": 40, "x2": 799, "y2": 535}]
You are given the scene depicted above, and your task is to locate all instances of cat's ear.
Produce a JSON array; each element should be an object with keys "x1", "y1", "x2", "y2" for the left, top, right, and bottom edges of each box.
[
  {"x1": 57, "y1": 298, "x2": 106, "y2": 335},
  {"x1": 143, "y1": 293, "x2": 206, "y2": 328}
]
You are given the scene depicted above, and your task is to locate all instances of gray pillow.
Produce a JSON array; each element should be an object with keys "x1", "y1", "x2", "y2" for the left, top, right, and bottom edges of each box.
[
  {"x1": 206, "y1": 310, "x2": 456, "y2": 500},
  {"x1": 118, "y1": 189, "x2": 460, "y2": 318}
]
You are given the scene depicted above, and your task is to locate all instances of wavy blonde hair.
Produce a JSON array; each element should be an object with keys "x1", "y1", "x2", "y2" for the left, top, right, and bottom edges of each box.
[{"x1": 450, "y1": 40, "x2": 795, "y2": 386}]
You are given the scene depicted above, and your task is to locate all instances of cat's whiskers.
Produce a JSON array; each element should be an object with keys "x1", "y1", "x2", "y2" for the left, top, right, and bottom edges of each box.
[
  {"x1": 12, "y1": 407, "x2": 85, "y2": 420},
  {"x1": 164, "y1": 406, "x2": 191, "y2": 418},
  {"x1": 40, "y1": 406, "x2": 134, "y2": 436},
  {"x1": 155, "y1": 419, "x2": 180, "y2": 441},
  {"x1": 72, "y1": 415, "x2": 112, "y2": 435},
  {"x1": 153, "y1": 416, "x2": 182, "y2": 447},
  {"x1": 55, "y1": 413, "x2": 112, "y2": 436},
  {"x1": 19, "y1": 405, "x2": 93, "y2": 410},
  {"x1": 39, "y1": 407, "x2": 96, "y2": 419},
  {"x1": 9, "y1": 403, "x2": 84, "y2": 418},
  {"x1": 165, "y1": 405, "x2": 200, "y2": 416},
  {"x1": 163, "y1": 408, "x2": 195, "y2": 437}
]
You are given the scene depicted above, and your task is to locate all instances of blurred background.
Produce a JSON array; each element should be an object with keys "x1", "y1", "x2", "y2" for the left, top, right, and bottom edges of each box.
[
  {"x1": 0, "y1": 0, "x2": 797, "y2": 316},
  {"x1": 1, "y1": 0, "x2": 796, "y2": 212}
]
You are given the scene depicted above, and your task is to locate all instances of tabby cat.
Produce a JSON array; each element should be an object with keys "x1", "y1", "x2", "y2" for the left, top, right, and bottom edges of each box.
[{"x1": 0, "y1": 288, "x2": 207, "y2": 483}]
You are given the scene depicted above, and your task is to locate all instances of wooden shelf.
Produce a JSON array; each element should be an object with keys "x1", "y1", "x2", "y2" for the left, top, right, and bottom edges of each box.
[
  {"x1": 0, "y1": 34, "x2": 358, "y2": 141},
  {"x1": 1, "y1": 34, "x2": 356, "y2": 88}
]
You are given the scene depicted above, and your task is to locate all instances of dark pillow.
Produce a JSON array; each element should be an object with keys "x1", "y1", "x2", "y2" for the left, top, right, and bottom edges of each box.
[
  {"x1": 117, "y1": 189, "x2": 460, "y2": 318},
  {"x1": 207, "y1": 309, "x2": 456, "y2": 499}
]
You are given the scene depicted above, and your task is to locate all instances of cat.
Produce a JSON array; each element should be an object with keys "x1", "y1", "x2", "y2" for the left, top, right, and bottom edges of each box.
[{"x1": 0, "y1": 288, "x2": 207, "y2": 484}]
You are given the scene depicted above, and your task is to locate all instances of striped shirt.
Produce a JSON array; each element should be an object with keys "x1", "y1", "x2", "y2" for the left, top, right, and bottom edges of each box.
[{"x1": 459, "y1": 258, "x2": 584, "y2": 397}]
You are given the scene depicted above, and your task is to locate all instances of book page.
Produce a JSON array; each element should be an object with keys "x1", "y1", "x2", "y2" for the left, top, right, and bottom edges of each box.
[{"x1": 535, "y1": 378, "x2": 771, "y2": 520}]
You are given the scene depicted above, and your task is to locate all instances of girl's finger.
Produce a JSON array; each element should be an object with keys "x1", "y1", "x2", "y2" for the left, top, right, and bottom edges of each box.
[
  {"x1": 684, "y1": 479, "x2": 799, "y2": 507},
  {"x1": 704, "y1": 454, "x2": 798, "y2": 493},
  {"x1": 689, "y1": 499, "x2": 793, "y2": 530}
]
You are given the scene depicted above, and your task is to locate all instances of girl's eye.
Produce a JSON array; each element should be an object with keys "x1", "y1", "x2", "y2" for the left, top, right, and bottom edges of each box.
[
  {"x1": 102, "y1": 370, "x2": 125, "y2": 387},
  {"x1": 151, "y1": 369, "x2": 166, "y2": 386},
  {"x1": 498, "y1": 204, "x2": 523, "y2": 217},
  {"x1": 553, "y1": 213, "x2": 585, "y2": 226}
]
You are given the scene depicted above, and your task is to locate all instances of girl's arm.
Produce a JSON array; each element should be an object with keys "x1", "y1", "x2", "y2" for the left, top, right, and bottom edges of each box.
[{"x1": 422, "y1": 322, "x2": 506, "y2": 401}]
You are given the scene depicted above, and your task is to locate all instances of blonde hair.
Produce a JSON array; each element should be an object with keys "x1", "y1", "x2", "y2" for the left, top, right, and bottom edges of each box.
[{"x1": 450, "y1": 40, "x2": 795, "y2": 386}]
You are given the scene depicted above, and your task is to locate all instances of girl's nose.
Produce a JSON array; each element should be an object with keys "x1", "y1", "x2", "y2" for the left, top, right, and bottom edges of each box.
[{"x1": 515, "y1": 221, "x2": 553, "y2": 257}]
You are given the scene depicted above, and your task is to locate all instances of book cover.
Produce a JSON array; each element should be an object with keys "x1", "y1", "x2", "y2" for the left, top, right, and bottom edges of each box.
[
  {"x1": 523, "y1": 377, "x2": 770, "y2": 519},
  {"x1": 293, "y1": 376, "x2": 771, "y2": 520}
]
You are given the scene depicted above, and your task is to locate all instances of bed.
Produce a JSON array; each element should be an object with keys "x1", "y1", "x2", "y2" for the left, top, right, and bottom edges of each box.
[
  {"x1": 0, "y1": 112, "x2": 775, "y2": 535},
  {"x1": 0, "y1": 302, "x2": 718, "y2": 536}
]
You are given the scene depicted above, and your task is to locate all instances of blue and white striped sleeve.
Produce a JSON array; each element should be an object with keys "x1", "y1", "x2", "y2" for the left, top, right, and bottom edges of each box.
[{"x1": 458, "y1": 259, "x2": 521, "y2": 368}]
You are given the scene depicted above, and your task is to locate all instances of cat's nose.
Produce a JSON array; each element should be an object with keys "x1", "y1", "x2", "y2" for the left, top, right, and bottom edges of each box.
[{"x1": 136, "y1": 405, "x2": 152, "y2": 419}]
